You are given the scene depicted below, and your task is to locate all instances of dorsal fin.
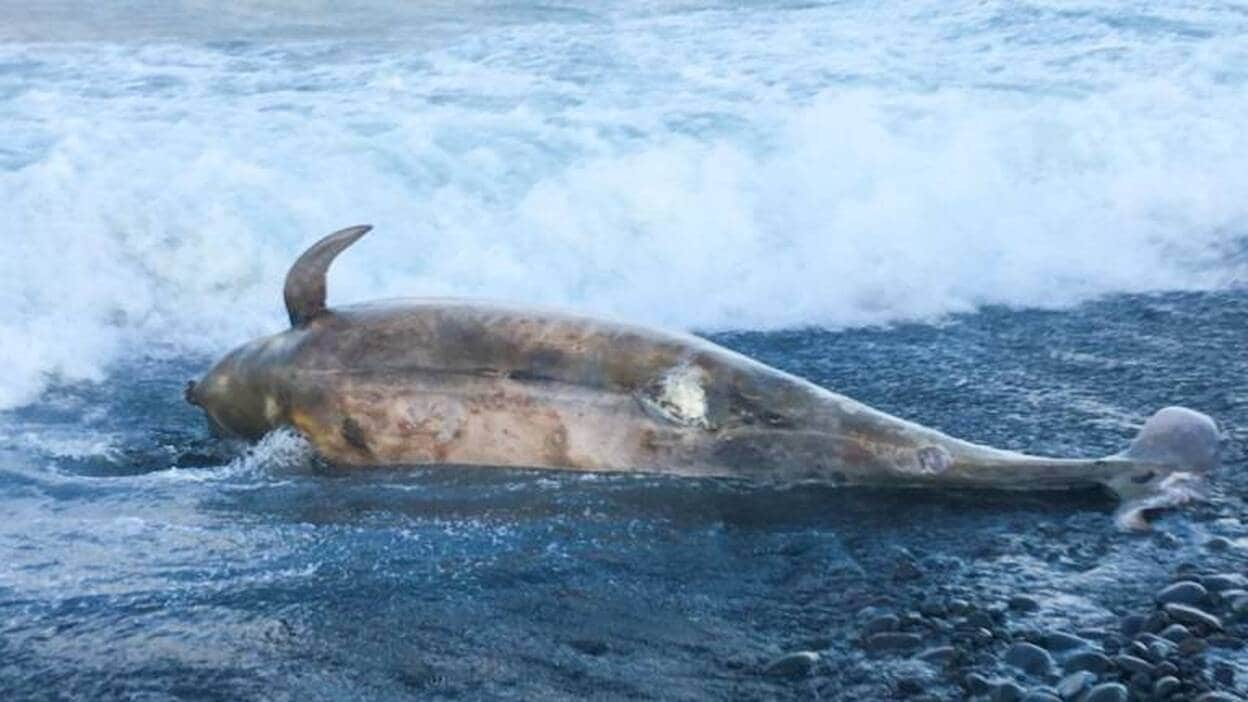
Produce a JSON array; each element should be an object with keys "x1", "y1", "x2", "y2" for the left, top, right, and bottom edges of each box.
[{"x1": 283, "y1": 225, "x2": 372, "y2": 326}]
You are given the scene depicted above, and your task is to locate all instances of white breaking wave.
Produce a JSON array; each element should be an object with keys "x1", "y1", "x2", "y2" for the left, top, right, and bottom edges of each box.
[{"x1": 0, "y1": 0, "x2": 1246, "y2": 408}]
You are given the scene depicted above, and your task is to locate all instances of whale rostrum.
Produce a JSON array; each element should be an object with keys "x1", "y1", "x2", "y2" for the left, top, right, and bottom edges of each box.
[{"x1": 188, "y1": 226, "x2": 1222, "y2": 529}]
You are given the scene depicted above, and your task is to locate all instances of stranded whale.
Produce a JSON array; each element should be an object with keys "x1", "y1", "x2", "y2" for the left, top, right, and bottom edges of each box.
[{"x1": 187, "y1": 226, "x2": 1221, "y2": 529}]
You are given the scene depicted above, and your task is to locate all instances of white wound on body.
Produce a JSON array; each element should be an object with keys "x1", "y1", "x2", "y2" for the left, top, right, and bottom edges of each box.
[
  {"x1": 638, "y1": 363, "x2": 713, "y2": 429},
  {"x1": 913, "y1": 445, "x2": 952, "y2": 475}
]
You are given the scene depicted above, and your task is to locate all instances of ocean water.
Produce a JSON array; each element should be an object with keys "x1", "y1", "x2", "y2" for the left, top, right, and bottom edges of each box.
[{"x1": 1, "y1": 1, "x2": 1246, "y2": 699}]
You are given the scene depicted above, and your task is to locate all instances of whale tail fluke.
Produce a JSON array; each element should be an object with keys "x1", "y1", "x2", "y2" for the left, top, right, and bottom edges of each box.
[{"x1": 1107, "y1": 406, "x2": 1221, "y2": 530}]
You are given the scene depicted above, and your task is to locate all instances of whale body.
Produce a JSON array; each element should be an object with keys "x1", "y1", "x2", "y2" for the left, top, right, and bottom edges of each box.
[{"x1": 188, "y1": 226, "x2": 1221, "y2": 528}]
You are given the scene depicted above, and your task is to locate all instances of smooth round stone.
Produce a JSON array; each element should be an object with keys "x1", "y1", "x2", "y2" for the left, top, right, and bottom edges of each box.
[
  {"x1": 1120, "y1": 614, "x2": 1146, "y2": 637},
  {"x1": 1043, "y1": 632, "x2": 1090, "y2": 652},
  {"x1": 1144, "y1": 610, "x2": 1171, "y2": 633},
  {"x1": 1115, "y1": 654, "x2": 1155, "y2": 676},
  {"x1": 1056, "y1": 670, "x2": 1096, "y2": 699},
  {"x1": 1205, "y1": 536, "x2": 1231, "y2": 551},
  {"x1": 1010, "y1": 595, "x2": 1041, "y2": 613},
  {"x1": 1195, "y1": 693, "x2": 1245, "y2": 702},
  {"x1": 1064, "y1": 651, "x2": 1112, "y2": 674},
  {"x1": 1208, "y1": 634, "x2": 1244, "y2": 648},
  {"x1": 864, "y1": 614, "x2": 900, "y2": 635},
  {"x1": 916, "y1": 645, "x2": 957, "y2": 665},
  {"x1": 1021, "y1": 691, "x2": 1061, "y2": 702},
  {"x1": 1164, "y1": 603, "x2": 1222, "y2": 630},
  {"x1": 1157, "y1": 581, "x2": 1208, "y2": 605},
  {"x1": 864, "y1": 632, "x2": 923, "y2": 652},
  {"x1": 1005, "y1": 642, "x2": 1055, "y2": 676},
  {"x1": 1153, "y1": 675, "x2": 1181, "y2": 698},
  {"x1": 1203, "y1": 573, "x2": 1248, "y2": 592},
  {"x1": 965, "y1": 672, "x2": 993, "y2": 695},
  {"x1": 1179, "y1": 637, "x2": 1209, "y2": 656},
  {"x1": 918, "y1": 598, "x2": 947, "y2": 618},
  {"x1": 1082, "y1": 682, "x2": 1129, "y2": 702},
  {"x1": 763, "y1": 650, "x2": 819, "y2": 678},
  {"x1": 991, "y1": 680, "x2": 1027, "y2": 702},
  {"x1": 1160, "y1": 623, "x2": 1193, "y2": 643}
]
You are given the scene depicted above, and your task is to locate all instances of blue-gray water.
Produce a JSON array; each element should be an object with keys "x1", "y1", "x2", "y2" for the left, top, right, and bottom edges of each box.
[{"x1": 1, "y1": 1, "x2": 1246, "y2": 699}]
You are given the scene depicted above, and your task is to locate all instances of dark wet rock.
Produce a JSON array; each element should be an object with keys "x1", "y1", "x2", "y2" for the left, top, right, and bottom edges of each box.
[
  {"x1": 1115, "y1": 654, "x2": 1154, "y2": 676},
  {"x1": 1208, "y1": 634, "x2": 1243, "y2": 648},
  {"x1": 801, "y1": 636, "x2": 834, "y2": 651},
  {"x1": 1178, "y1": 637, "x2": 1209, "y2": 656},
  {"x1": 967, "y1": 610, "x2": 996, "y2": 629},
  {"x1": 918, "y1": 598, "x2": 946, "y2": 618},
  {"x1": 965, "y1": 672, "x2": 992, "y2": 695},
  {"x1": 1157, "y1": 581, "x2": 1208, "y2": 605},
  {"x1": 1042, "y1": 631, "x2": 1089, "y2": 652},
  {"x1": 1063, "y1": 651, "x2": 1112, "y2": 674},
  {"x1": 1144, "y1": 610, "x2": 1171, "y2": 633},
  {"x1": 1153, "y1": 675, "x2": 1181, "y2": 698},
  {"x1": 1213, "y1": 661, "x2": 1234, "y2": 686},
  {"x1": 1081, "y1": 682, "x2": 1128, "y2": 702},
  {"x1": 763, "y1": 650, "x2": 818, "y2": 678},
  {"x1": 1010, "y1": 595, "x2": 1041, "y2": 613},
  {"x1": 916, "y1": 645, "x2": 957, "y2": 665},
  {"x1": 1127, "y1": 640, "x2": 1151, "y2": 658},
  {"x1": 570, "y1": 638, "x2": 609, "y2": 656},
  {"x1": 863, "y1": 614, "x2": 900, "y2": 636},
  {"x1": 1021, "y1": 690, "x2": 1061, "y2": 702},
  {"x1": 1205, "y1": 537, "x2": 1231, "y2": 551},
  {"x1": 1156, "y1": 661, "x2": 1178, "y2": 677},
  {"x1": 864, "y1": 632, "x2": 923, "y2": 652},
  {"x1": 1194, "y1": 693, "x2": 1245, "y2": 702},
  {"x1": 1163, "y1": 603, "x2": 1221, "y2": 630},
  {"x1": 1202, "y1": 573, "x2": 1248, "y2": 592},
  {"x1": 991, "y1": 680, "x2": 1026, "y2": 702},
  {"x1": 948, "y1": 598, "x2": 972, "y2": 615},
  {"x1": 893, "y1": 559, "x2": 924, "y2": 581},
  {"x1": 1120, "y1": 614, "x2": 1146, "y2": 637},
  {"x1": 1159, "y1": 623, "x2": 1192, "y2": 643},
  {"x1": 1128, "y1": 671, "x2": 1151, "y2": 690},
  {"x1": 1055, "y1": 670, "x2": 1096, "y2": 699},
  {"x1": 895, "y1": 676, "x2": 924, "y2": 696},
  {"x1": 1005, "y1": 642, "x2": 1054, "y2": 676}
]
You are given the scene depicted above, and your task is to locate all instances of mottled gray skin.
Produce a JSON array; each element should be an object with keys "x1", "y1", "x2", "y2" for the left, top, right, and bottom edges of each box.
[{"x1": 189, "y1": 227, "x2": 1222, "y2": 528}]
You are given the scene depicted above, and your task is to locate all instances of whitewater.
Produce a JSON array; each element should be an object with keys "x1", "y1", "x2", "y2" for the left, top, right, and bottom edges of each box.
[{"x1": 1, "y1": 0, "x2": 1245, "y2": 410}]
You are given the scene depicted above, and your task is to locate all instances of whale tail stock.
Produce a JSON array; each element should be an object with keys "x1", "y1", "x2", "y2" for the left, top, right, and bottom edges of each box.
[{"x1": 1105, "y1": 406, "x2": 1222, "y2": 530}]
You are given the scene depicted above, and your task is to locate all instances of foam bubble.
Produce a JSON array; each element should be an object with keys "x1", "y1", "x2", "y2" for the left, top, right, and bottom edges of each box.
[{"x1": 0, "y1": 2, "x2": 1245, "y2": 409}]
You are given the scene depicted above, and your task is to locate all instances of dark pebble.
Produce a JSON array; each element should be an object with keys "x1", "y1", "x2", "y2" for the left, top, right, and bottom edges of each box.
[
  {"x1": 1207, "y1": 634, "x2": 1243, "y2": 648},
  {"x1": 1144, "y1": 610, "x2": 1171, "y2": 633},
  {"x1": 967, "y1": 611, "x2": 996, "y2": 629},
  {"x1": 919, "y1": 598, "x2": 946, "y2": 618},
  {"x1": 1082, "y1": 682, "x2": 1128, "y2": 702},
  {"x1": 896, "y1": 677, "x2": 924, "y2": 696},
  {"x1": 1164, "y1": 603, "x2": 1222, "y2": 630},
  {"x1": 1157, "y1": 661, "x2": 1178, "y2": 677},
  {"x1": 1056, "y1": 670, "x2": 1096, "y2": 699},
  {"x1": 1178, "y1": 637, "x2": 1209, "y2": 656},
  {"x1": 864, "y1": 632, "x2": 923, "y2": 652},
  {"x1": 1160, "y1": 624, "x2": 1192, "y2": 643},
  {"x1": 570, "y1": 639, "x2": 608, "y2": 656},
  {"x1": 1195, "y1": 693, "x2": 1246, "y2": 702},
  {"x1": 1042, "y1": 632, "x2": 1089, "y2": 652},
  {"x1": 1153, "y1": 675, "x2": 1181, "y2": 698},
  {"x1": 1064, "y1": 651, "x2": 1112, "y2": 674},
  {"x1": 763, "y1": 651, "x2": 819, "y2": 678},
  {"x1": 1005, "y1": 642, "x2": 1055, "y2": 676},
  {"x1": 991, "y1": 680, "x2": 1026, "y2": 702},
  {"x1": 1115, "y1": 654, "x2": 1154, "y2": 676},
  {"x1": 1120, "y1": 614, "x2": 1146, "y2": 637},
  {"x1": 916, "y1": 645, "x2": 957, "y2": 665},
  {"x1": 965, "y1": 672, "x2": 992, "y2": 695},
  {"x1": 1010, "y1": 595, "x2": 1041, "y2": 613},
  {"x1": 1021, "y1": 691, "x2": 1060, "y2": 702},
  {"x1": 949, "y1": 598, "x2": 972, "y2": 615},
  {"x1": 864, "y1": 614, "x2": 900, "y2": 636},
  {"x1": 1157, "y1": 581, "x2": 1208, "y2": 606},
  {"x1": 1205, "y1": 537, "x2": 1231, "y2": 551},
  {"x1": 1213, "y1": 662, "x2": 1234, "y2": 686},
  {"x1": 1202, "y1": 573, "x2": 1248, "y2": 592},
  {"x1": 893, "y1": 559, "x2": 924, "y2": 581}
]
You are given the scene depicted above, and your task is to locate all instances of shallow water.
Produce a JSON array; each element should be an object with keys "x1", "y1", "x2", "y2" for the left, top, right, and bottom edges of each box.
[{"x1": 1, "y1": 1, "x2": 1247, "y2": 699}]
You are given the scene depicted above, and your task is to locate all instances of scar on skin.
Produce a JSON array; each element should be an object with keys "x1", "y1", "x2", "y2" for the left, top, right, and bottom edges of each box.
[
  {"x1": 342, "y1": 417, "x2": 370, "y2": 454},
  {"x1": 915, "y1": 445, "x2": 952, "y2": 474}
]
